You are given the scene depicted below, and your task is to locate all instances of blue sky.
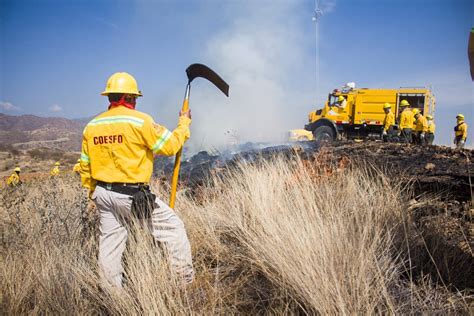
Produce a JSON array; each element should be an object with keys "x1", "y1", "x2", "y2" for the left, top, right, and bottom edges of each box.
[{"x1": 1, "y1": 0, "x2": 472, "y2": 148}]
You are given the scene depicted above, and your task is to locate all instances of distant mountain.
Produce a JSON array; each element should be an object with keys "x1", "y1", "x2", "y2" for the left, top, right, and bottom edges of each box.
[{"x1": 0, "y1": 113, "x2": 92, "y2": 151}]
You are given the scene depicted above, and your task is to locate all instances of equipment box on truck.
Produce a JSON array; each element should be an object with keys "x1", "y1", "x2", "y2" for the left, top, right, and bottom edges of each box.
[{"x1": 304, "y1": 85, "x2": 435, "y2": 141}]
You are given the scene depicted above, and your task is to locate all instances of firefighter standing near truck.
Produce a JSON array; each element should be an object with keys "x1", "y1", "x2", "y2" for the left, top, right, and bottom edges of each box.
[
  {"x1": 382, "y1": 103, "x2": 395, "y2": 142},
  {"x1": 413, "y1": 109, "x2": 428, "y2": 145},
  {"x1": 454, "y1": 114, "x2": 468, "y2": 149},
  {"x1": 426, "y1": 115, "x2": 435, "y2": 145},
  {"x1": 398, "y1": 100, "x2": 415, "y2": 143},
  {"x1": 80, "y1": 72, "x2": 194, "y2": 288}
]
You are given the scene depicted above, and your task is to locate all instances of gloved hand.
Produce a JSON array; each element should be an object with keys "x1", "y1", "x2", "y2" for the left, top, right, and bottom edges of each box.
[
  {"x1": 420, "y1": 133, "x2": 425, "y2": 140},
  {"x1": 179, "y1": 109, "x2": 192, "y2": 119},
  {"x1": 459, "y1": 140, "x2": 465, "y2": 146},
  {"x1": 382, "y1": 130, "x2": 387, "y2": 136}
]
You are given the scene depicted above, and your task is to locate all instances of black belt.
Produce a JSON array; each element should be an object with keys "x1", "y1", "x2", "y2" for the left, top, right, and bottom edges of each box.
[{"x1": 96, "y1": 181, "x2": 148, "y2": 196}]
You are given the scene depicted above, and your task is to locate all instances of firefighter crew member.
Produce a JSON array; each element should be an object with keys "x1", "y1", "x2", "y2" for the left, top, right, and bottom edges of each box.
[
  {"x1": 50, "y1": 162, "x2": 60, "y2": 176},
  {"x1": 382, "y1": 103, "x2": 395, "y2": 142},
  {"x1": 73, "y1": 159, "x2": 81, "y2": 173},
  {"x1": 426, "y1": 115, "x2": 435, "y2": 145},
  {"x1": 413, "y1": 109, "x2": 428, "y2": 145},
  {"x1": 80, "y1": 72, "x2": 194, "y2": 287},
  {"x1": 7, "y1": 167, "x2": 22, "y2": 187},
  {"x1": 334, "y1": 95, "x2": 347, "y2": 109},
  {"x1": 398, "y1": 99, "x2": 414, "y2": 143},
  {"x1": 454, "y1": 114, "x2": 468, "y2": 149}
]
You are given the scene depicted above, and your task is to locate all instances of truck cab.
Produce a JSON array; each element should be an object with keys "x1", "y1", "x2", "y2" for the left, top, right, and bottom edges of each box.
[{"x1": 305, "y1": 86, "x2": 435, "y2": 141}]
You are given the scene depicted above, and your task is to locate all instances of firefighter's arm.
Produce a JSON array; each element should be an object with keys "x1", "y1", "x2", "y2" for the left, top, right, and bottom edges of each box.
[
  {"x1": 422, "y1": 118, "x2": 428, "y2": 133},
  {"x1": 461, "y1": 124, "x2": 468, "y2": 140},
  {"x1": 79, "y1": 132, "x2": 96, "y2": 195},
  {"x1": 144, "y1": 115, "x2": 191, "y2": 157}
]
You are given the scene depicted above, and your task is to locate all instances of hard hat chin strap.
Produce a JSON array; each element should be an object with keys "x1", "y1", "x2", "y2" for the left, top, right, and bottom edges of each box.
[{"x1": 109, "y1": 94, "x2": 136, "y2": 110}]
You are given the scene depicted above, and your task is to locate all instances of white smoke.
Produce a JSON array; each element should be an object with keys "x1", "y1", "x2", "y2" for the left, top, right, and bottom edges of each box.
[{"x1": 187, "y1": 1, "x2": 317, "y2": 152}]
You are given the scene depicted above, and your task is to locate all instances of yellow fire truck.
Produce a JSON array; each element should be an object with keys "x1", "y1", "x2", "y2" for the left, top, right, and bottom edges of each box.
[{"x1": 304, "y1": 86, "x2": 435, "y2": 141}]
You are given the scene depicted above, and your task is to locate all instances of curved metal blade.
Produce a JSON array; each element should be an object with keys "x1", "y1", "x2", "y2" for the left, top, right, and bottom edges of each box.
[{"x1": 186, "y1": 63, "x2": 229, "y2": 97}]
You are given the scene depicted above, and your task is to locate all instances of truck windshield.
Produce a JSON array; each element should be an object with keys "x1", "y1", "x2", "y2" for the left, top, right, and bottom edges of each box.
[{"x1": 329, "y1": 95, "x2": 339, "y2": 106}]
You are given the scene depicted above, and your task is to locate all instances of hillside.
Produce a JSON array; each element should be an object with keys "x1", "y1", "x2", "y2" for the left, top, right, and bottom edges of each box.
[{"x1": 0, "y1": 113, "x2": 89, "y2": 151}]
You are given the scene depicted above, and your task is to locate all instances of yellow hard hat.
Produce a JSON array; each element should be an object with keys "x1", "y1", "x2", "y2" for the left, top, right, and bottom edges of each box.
[
  {"x1": 55, "y1": 162, "x2": 60, "y2": 166},
  {"x1": 383, "y1": 103, "x2": 391, "y2": 109},
  {"x1": 400, "y1": 99, "x2": 410, "y2": 107},
  {"x1": 101, "y1": 72, "x2": 143, "y2": 97},
  {"x1": 14, "y1": 167, "x2": 21, "y2": 172},
  {"x1": 338, "y1": 95, "x2": 345, "y2": 102},
  {"x1": 426, "y1": 114, "x2": 433, "y2": 120},
  {"x1": 77, "y1": 159, "x2": 80, "y2": 162},
  {"x1": 456, "y1": 114, "x2": 464, "y2": 120},
  {"x1": 412, "y1": 108, "x2": 419, "y2": 115}
]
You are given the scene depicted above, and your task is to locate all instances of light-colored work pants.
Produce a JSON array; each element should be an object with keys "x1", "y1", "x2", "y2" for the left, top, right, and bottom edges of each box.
[{"x1": 92, "y1": 185, "x2": 194, "y2": 287}]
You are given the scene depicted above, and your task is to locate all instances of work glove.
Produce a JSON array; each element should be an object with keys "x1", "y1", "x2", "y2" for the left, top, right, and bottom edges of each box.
[
  {"x1": 459, "y1": 140, "x2": 465, "y2": 146},
  {"x1": 179, "y1": 109, "x2": 192, "y2": 119},
  {"x1": 420, "y1": 133, "x2": 425, "y2": 140},
  {"x1": 382, "y1": 130, "x2": 387, "y2": 136}
]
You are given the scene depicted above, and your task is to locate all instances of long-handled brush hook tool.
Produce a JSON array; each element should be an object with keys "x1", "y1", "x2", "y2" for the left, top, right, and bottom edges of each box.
[{"x1": 169, "y1": 63, "x2": 229, "y2": 208}]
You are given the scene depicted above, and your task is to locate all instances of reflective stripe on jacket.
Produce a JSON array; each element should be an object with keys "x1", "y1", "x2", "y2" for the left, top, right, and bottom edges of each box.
[
  {"x1": 455, "y1": 121, "x2": 468, "y2": 140},
  {"x1": 414, "y1": 115, "x2": 428, "y2": 133},
  {"x1": 427, "y1": 121, "x2": 435, "y2": 134},
  {"x1": 80, "y1": 106, "x2": 190, "y2": 191},
  {"x1": 399, "y1": 108, "x2": 415, "y2": 130},
  {"x1": 383, "y1": 111, "x2": 395, "y2": 132}
]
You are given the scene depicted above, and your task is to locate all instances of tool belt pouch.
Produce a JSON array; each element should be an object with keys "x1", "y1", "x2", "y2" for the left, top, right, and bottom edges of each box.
[{"x1": 130, "y1": 186, "x2": 158, "y2": 219}]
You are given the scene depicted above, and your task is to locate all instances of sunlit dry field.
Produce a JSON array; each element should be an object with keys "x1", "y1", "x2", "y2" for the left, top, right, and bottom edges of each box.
[{"x1": 1, "y1": 156, "x2": 472, "y2": 314}]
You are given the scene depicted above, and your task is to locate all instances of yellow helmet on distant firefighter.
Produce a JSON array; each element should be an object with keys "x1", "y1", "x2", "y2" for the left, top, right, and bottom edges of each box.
[
  {"x1": 383, "y1": 103, "x2": 391, "y2": 109},
  {"x1": 77, "y1": 159, "x2": 80, "y2": 162},
  {"x1": 101, "y1": 72, "x2": 143, "y2": 97},
  {"x1": 14, "y1": 167, "x2": 21, "y2": 172},
  {"x1": 426, "y1": 114, "x2": 433, "y2": 120},
  {"x1": 400, "y1": 99, "x2": 410, "y2": 107},
  {"x1": 412, "y1": 108, "x2": 420, "y2": 115},
  {"x1": 456, "y1": 114, "x2": 464, "y2": 120},
  {"x1": 55, "y1": 162, "x2": 60, "y2": 166},
  {"x1": 338, "y1": 95, "x2": 345, "y2": 102}
]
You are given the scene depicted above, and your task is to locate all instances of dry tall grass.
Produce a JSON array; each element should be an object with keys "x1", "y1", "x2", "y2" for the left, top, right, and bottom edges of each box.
[{"x1": 1, "y1": 157, "x2": 470, "y2": 314}]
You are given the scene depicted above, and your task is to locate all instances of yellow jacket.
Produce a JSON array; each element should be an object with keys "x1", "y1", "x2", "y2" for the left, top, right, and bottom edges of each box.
[
  {"x1": 80, "y1": 106, "x2": 191, "y2": 192},
  {"x1": 51, "y1": 166, "x2": 60, "y2": 176},
  {"x1": 414, "y1": 115, "x2": 428, "y2": 133},
  {"x1": 7, "y1": 173, "x2": 20, "y2": 186},
  {"x1": 383, "y1": 111, "x2": 395, "y2": 132},
  {"x1": 399, "y1": 108, "x2": 415, "y2": 130},
  {"x1": 455, "y1": 121, "x2": 468, "y2": 140},
  {"x1": 427, "y1": 121, "x2": 435, "y2": 134},
  {"x1": 73, "y1": 163, "x2": 81, "y2": 173}
]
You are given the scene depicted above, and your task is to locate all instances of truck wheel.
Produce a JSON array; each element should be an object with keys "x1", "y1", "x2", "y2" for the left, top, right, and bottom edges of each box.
[{"x1": 313, "y1": 126, "x2": 335, "y2": 142}]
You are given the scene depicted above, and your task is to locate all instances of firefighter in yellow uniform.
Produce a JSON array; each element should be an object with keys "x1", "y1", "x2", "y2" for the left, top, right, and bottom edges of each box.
[
  {"x1": 7, "y1": 167, "x2": 22, "y2": 187},
  {"x1": 50, "y1": 162, "x2": 60, "y2": 176},
  {"x1": 382, "y1": 103, "x2": 395, "y2": 142},
  {"x1": 80, "y1": 72, "x2": 194, "y2": 287},
  {"x1": 426, "y1": 115, "x2": 435, "y2": 145},
  {"x1": 413, "y1": 109, "x2": 428, "y2": 145},
  {"x1": 454, "y1": 114, "x2": 468, "y2": 149},
  {"x1": 398, "y1": 99, "x2": 414, "y2": 143},
  {"x1": 73, "y1": 159, "x2": 81, "y2": 173}
]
